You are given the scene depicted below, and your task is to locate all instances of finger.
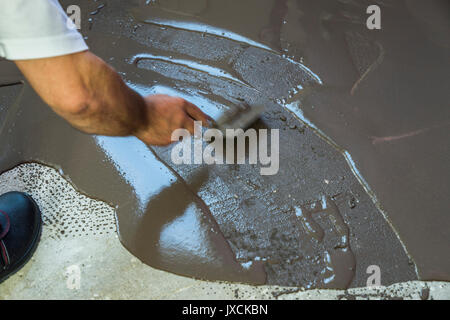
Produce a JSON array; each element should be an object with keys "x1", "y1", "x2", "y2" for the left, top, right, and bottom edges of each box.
[{"x1": 184, "y1": 102, "x2": 213, "y2": 127}]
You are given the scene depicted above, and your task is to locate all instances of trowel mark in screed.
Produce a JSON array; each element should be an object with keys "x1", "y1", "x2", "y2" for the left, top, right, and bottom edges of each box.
[
  {"x1": 294, "y1": 196, "x2": 355, "y2": 289},
  {"x1": 345, "y1": 32, "x2": 385, "y2": 96},
  {"x1": 132, "y1": 53, "x2": 254, "y2": 89},
  {"x1": 131, "y1": 7, "x2": 275, "y2": 53},
  {"x1": 87, "y1": 2, "x2": 107, "y2": 30},
  {"x1": 90, "y1": 3, "x2": 105, "y2": 16},
  {"x1": 370, "y1": 122, "x2": 450, "y2": 145}
]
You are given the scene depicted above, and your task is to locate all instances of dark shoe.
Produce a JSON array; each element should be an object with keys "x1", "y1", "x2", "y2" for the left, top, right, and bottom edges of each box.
[{"x1": 0, "y1": 192, "x2": 42, "y2": 283}]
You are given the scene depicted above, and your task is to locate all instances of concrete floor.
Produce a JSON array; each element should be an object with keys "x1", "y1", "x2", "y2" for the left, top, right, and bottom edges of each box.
[{"x1": 0, "y1": 162, "x2": 448, "y2": 300}]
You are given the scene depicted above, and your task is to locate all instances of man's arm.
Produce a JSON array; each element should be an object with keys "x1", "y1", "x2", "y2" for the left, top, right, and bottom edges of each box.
[{"x1": 15, "y1": 50, "x2": 210, "y2": 146}]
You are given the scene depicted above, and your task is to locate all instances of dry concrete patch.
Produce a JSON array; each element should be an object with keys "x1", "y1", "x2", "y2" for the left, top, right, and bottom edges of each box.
[{"x1": 0, "y1": 162, "x2": 448, "y2": 300}]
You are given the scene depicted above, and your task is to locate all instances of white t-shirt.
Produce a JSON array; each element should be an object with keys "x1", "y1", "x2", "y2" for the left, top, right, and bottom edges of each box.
[{"x1": 0, "y1": 0, "x2": 88, "y2": 60}]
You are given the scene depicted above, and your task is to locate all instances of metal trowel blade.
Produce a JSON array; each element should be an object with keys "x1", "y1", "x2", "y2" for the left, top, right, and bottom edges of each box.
[{"x1": 213, "y1": 104, "x2": 265, "y2": 133}]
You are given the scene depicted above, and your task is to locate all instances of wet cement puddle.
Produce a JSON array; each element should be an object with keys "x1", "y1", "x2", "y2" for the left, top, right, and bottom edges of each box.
[
  {"x1": 276, "y1": 0, "x2": 450, "y2": 281},
  {"x1": 2, "y1": 0, "x2": 446, "y2": 287}
]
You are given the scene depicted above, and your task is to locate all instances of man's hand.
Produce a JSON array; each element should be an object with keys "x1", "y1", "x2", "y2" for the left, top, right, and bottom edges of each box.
[
  {"x1": 14, "y1": 51, "x2": 211, "y2": 146},
  {"x1": 136, "y1": 94, "x2": 212, "y2": 146}
]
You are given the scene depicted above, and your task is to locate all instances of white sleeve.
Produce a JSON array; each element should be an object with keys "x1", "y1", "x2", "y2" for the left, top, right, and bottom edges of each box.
[{"x1": 0, "y1": 0, "x2": 88, "y2": 60}]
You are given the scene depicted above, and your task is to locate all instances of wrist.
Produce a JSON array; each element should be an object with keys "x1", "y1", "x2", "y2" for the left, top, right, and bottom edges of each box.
[{"x1": 132, "y1": 93, "x2": 152, "y2": 139}]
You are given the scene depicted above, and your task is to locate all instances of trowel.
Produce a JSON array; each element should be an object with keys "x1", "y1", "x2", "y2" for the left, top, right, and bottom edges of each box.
[{"x1": 212, "y1": 103, "x2": 265, "y2": 134}]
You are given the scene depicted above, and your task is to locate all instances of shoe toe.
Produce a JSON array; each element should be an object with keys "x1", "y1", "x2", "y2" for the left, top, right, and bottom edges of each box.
[{"x1": 0, "y1": 192, "x2": 42, "y2": 279}]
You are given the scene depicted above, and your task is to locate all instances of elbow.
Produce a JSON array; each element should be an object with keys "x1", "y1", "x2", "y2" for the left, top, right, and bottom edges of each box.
[{"x1": 52, "y1": 88, "x2": 94, "y2": 117}]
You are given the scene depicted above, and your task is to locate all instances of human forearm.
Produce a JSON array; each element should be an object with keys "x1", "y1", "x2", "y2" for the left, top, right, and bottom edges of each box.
[
  {"x1": 15, "y1": 50, "x2": 211, "y2": 146},
  {"x1": 15, "y1": 51, "x2": 147, "y2": 137}
]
